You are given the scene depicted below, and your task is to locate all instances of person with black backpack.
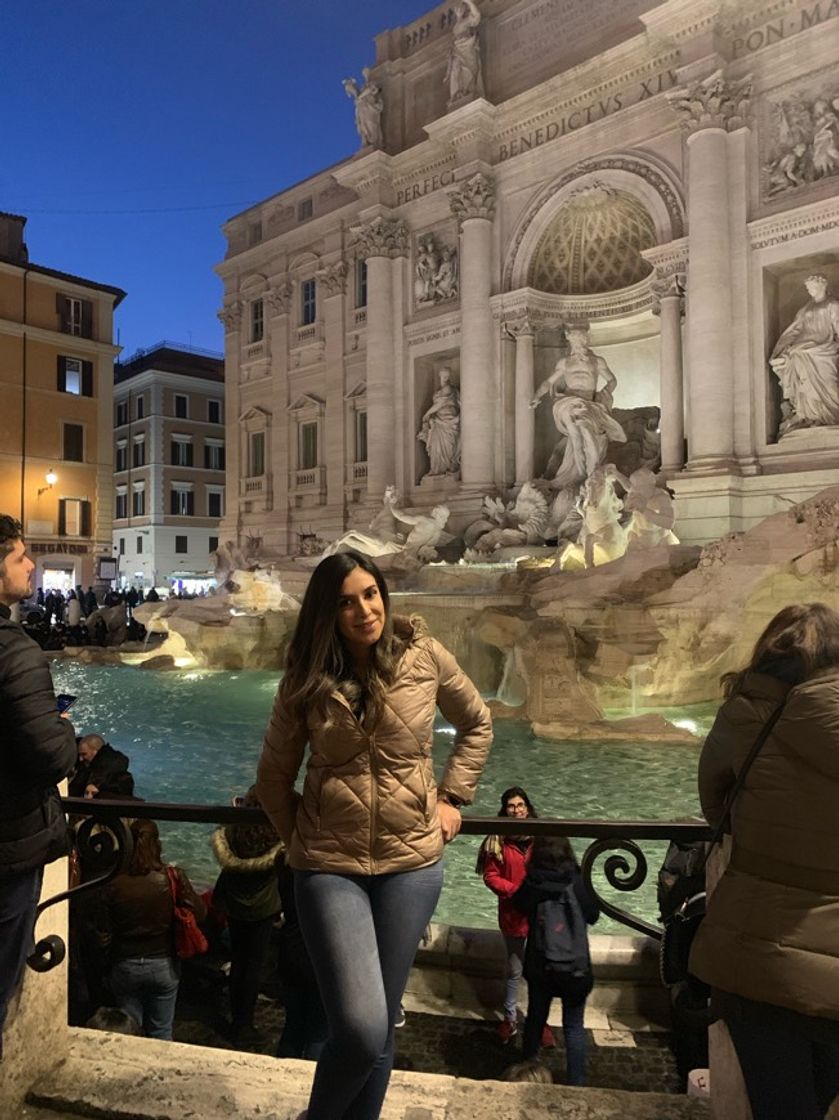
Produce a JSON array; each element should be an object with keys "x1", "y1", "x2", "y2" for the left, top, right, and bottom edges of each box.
[{"x1": 512, "y1": 835, "x2": 599, "y2": 1084}]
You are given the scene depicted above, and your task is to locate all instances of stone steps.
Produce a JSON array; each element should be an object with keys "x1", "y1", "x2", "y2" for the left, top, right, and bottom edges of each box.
[{"x1": 28, "y1": 1029, "x2": 710, "y2": 1120}]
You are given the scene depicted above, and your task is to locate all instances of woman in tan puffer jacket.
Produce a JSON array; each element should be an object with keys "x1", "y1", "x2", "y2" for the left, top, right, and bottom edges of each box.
[
  {"x1": 256, "y1": 550, "x2": 491, "y2": 1120},
  {"x1": 690, "y1": 603, "x2": 839, "y2": 1120}
]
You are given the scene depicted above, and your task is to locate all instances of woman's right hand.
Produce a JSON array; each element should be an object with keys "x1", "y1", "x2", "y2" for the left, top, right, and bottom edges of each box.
[{"x1": 437, "y1": 800, "x2": 462, "y2": 843}]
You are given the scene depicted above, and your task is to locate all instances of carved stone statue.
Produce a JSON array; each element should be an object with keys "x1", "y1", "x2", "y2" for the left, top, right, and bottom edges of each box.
[
  {"x1": 392, "y1": 504, "x2": 454, "y2": 562},
  {"x1": 765, "y1": 87, "x2": 839, "y2": 198},
  {"x1": 343, "y1": 67, "x2": 384, "y2": 149},
  {"x1": 434, "y1": 246, "x2": 459, "y2": 300},
  {"x1": 212, "y1": 539, "x2": 252, "y2": 588},
  {"x1": 446, "y1": 0, "x2": 483, "y2": 105},
  {"x1": 418, "y1": 368, "x2": 461, "y2": 478},
  {"x1": 557, "y1": 465, "x2": 627, "y2": 571},
  {"x1": 463, "y1": 483, "x2": 549, "y2": 557},
  {"x1": 623, "y1": 467, "x2": 679, "y2": 551},
  {"x1": 769, "y1": 274, "x2": 839, "y2": 435},
  {"x1": 414, "y1": 236, "x2": 440, "y2": 305},
  {"x1": 531, "y1": 327, "x2": 627, "y2": 490}
]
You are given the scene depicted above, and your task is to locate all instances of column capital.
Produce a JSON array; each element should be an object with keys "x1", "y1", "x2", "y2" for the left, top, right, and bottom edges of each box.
[
  {"x1": 506, "y1": 312, "x2": 536, "y2": 337},
  {"x1": 353, "y1": 216, "x2": 410, "y2": 259},
  {"x1": 266, "y1": 281, "x2": 294, "y2": 316},
  {"x1": 217, "y1": 301, "x2": 242, "y2": 331},
  {"x1": 449, "y1": 172, "x2": 496, "y2": 226},
  {"x1": 315, "y1": 259, "x2": 349, "y2": 297},
  {"x1": 666, "y1": 69, "x2": 752, "y2": 134},
  {"x1": 650, "y1": 269, "x2": 686, "y2": 316}
]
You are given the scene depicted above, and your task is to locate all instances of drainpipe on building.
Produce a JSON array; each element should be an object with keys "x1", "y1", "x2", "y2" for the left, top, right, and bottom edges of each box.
[{"x1": 19, "y1": 268, "x2": 30, "y2": 525}]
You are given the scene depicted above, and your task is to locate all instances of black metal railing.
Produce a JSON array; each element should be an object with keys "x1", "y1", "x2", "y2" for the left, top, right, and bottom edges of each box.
[{"x1": 26, "y1": 797, "x2": 710, "y2": 972}]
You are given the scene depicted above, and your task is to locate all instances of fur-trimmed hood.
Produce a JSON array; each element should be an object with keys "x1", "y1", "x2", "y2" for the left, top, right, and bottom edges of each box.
[{"x1": 211, "y1": 826, "x2": 283, "y2": 873}]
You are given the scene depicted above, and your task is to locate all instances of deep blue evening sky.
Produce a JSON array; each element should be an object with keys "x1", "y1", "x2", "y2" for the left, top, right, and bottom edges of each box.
[{"x1": 3, "y1": 1, "x2": 432, "y2": 358}]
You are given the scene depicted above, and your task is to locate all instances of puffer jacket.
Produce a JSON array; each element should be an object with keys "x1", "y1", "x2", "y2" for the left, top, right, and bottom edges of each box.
[
  {"x1": 256, "y1": 615, "x2": 492, "y2": 875},
  {"x1": 482, "y1": 838, "x2": 531, "y2": 937},
  {"x1": 690, "y1": 668, "x2": 839, "y2": 1020},
  {"x1": 0, "y1": 604, "x2": 77, "y2": 877},
  {"x1": 211, "y1": 826, "x2": 283, "y2": 922}
]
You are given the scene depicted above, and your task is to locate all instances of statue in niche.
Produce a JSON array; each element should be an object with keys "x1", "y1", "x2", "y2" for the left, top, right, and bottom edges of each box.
[
  {"x1": 531, "y1": 326, "x2": 627, "y2": 491},
  {"x1": 769, "y1": 274, "x2": 839, "y2": 436},
  {"x1": 342, "y1": 67, "x2": 384, "y2": 149},
  {"x1": 446, "y1": 0, "x2": 483, "y2": 105},
  {"x1": 418, "y1": 367, "x2": 461, "y2": 478}
]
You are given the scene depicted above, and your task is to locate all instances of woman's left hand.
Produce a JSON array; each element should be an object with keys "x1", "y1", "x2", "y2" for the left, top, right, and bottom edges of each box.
[{"x1": 437, "y1": 801, "x2": 462, "y2": 843}]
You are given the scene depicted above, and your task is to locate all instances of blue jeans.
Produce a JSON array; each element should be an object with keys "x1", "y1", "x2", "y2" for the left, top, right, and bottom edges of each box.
[
  {"x1": 295, "y1": 860, "x2": 443, "y2": 1120},
  {"x1": 502, "y1": 934, "x2": 526, "y2": 1021},
  {"x1": 725, "y1": 1002, "x2": 839, "y2": 1119},
  {"x1": 523, "y1": 975, "x2": 591, "y2": 1085},
  {"x1": 0, "y1": 866, "x2": 43, "y2": 1060},
  {"x1": 110, "y1": 955, "x2": 180, "y2": 1040}
]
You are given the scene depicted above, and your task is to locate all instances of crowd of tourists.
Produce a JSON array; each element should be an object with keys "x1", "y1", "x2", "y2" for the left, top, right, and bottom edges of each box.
[{"x1": 2, "y1": 507, "x2": 839, "y2": 1120}]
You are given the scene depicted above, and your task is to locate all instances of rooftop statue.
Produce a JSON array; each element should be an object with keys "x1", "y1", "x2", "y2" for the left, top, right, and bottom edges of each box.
[
  {"x1": 446, "y1": 0, "x2": 483, "y2": 105},
  {"x1": 769, "y1": 274, "x2": 839, "y2": 436},
  {"x1": 418, "y1": 367, "x2": 461, "y2": 478},
  {"x1": 342, "y1": 67, "x2": 384, "y2": 149}
]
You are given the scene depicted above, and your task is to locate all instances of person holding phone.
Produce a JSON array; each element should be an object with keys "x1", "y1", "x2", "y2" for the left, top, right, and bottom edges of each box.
[{"x1": 0, "y1": 515, "x2": 76, "y2": 1058}]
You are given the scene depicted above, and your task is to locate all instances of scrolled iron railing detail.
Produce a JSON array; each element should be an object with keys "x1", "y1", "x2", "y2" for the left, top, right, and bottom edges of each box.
[
  {"x1": 580, "y1": 836, "x2": 662, "y2": 941},
  {"x1": 27, "y1": 812, "x2": 133, "y2": 973}
]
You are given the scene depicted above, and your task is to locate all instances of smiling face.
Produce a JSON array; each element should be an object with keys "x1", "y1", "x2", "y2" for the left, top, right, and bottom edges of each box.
[
  {"x1": 0, "y1": 537, "x2": 35, "y2": 607},
  {"x1": 504, "y1": 793, "x2": 529, "y2": 819},
  {"x1": 336, "y1": 565, "x2": 386, "y2": 662}
]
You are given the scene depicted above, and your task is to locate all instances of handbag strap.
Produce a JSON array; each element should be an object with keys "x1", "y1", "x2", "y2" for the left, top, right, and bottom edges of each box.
[
  {"x1": 166, "y1": 864, "x2": 181, "y2": 904},
  {"x1": 697, "y1": 698, "x2": 788, "y2": 875}
]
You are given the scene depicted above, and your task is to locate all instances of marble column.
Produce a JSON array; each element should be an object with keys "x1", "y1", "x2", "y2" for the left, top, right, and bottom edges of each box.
[
  {"x1": 510, "y1": 317, "x2": 536, "y2": 485},
  {"x1": 450, "y1": 173, "x2": 496, "y2": 492},
  {"x1": 216, "y1": 300, "x2": 243, "y2": 542},
  {"x1": 317, "y1": 259, "x2": 350, "y2": 532},
  {"x1": 355, "y1": 217, "x2": 409, "y2": 500},
  {"x1": 652, "y1": 272, "x2": 686, "y2": 472},
  {"x1": 667, "y1": 70, "x2": 752, "y2": 471},
  {"x1": 267, "y1": 282, "x2": 292, "y2": 551}
]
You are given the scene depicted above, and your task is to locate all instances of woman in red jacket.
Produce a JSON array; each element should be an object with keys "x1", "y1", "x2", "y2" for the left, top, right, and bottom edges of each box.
[{"x1": 477, "y1": 786, "x2": 551, "y2": 1045}]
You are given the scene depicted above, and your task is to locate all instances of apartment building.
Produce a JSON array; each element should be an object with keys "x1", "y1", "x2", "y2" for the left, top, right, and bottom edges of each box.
[
  {"x1": 0, "y1": 211, "x2": 125, "y2": 590},
  {"x1": 112, "y1": 342, "x2": 225, "y2": 590}
]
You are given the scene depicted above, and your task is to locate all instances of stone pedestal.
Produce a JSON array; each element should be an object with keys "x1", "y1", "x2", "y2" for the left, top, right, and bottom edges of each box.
[{"x1": 0, "y1": 854, "x2": 69, "y2": 1113}]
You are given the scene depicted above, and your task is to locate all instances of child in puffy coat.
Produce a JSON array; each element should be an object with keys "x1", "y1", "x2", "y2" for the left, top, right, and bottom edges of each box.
[{"x1": 512, "y1": 835, "x2": 599, "y2": 1085}]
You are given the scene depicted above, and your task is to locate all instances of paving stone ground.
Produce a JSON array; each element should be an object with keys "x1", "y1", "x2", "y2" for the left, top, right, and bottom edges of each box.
[{"x1": 173, "y1": 972, "x2": 681, "y2": 1095}]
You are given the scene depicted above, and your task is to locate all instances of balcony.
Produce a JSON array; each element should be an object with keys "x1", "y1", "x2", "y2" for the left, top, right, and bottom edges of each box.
[
  {"x1": 244, "y1": 339, "x2": 265, "y2": 360},
  {"x1": 291, "y1": 465, "x2": 326, "y2": 492},
  {"x1": 352, "y1": 307, "x2": 367, "y2": 327},
  {"x1": 292, "y1": 321, "x2": 323, "y2": 348},
  {"x1": 351, "y1": 460, "x2": 368, "y2": 481}
]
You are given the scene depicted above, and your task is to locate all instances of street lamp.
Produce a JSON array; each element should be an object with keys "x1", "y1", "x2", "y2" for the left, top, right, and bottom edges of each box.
[{"x1": 38, "y1": 469, "x2": 57, "y2": 497}]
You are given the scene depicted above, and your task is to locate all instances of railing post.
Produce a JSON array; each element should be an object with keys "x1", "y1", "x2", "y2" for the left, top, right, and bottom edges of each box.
[{"x1": 0, "y1": 851, "x2": 70, "y2": 1113}]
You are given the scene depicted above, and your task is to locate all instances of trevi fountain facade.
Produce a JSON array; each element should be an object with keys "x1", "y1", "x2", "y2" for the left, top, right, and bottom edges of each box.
[{"x1": 143, "y1": 0, "x2": 839, "y2": 741}]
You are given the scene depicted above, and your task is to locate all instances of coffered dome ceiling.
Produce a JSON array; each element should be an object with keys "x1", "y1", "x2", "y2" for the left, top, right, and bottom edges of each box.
[{"x1": 529, "y1": 184, "x2": 656, "y2": 295}]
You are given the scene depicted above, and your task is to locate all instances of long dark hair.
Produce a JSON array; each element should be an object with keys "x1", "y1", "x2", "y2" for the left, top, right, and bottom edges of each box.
[
  {"x1": 721, "y1": 602, "x2": 839, "y2": 697},
  {"x1": 127, "y1": 818, "x2": 163, "y2": 876},
  {"x1": 279, "y1": 550, "x2": 402, "y2": 724}
]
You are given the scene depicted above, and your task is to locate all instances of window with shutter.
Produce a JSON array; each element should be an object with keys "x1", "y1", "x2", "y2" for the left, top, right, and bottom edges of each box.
[
  {"x1": 116, "y1": 401, "x2": 128, "y2": 426},
  {"x1": 63, "y1": 423, "x2": 84, "y2": 462},
  {"x1": 133, "y1": 440, "x2": 145, "y2": 468},
  {"x1": 58, "y1": 499, "x2": 67, "y2": 536},
  {"x1": 80, "y1": 500, "x2": 91, "y2": 537},
  {"x1": 82, "y1": 361, "x2": 93, "y2": 397}
]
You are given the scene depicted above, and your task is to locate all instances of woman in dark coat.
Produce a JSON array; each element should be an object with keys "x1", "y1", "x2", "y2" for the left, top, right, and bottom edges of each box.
[
  {"x1": 690, "y1": 603, "x2": 839, "y2": 1120},
  {"x1": 512, "y1": 835, "x2": 599, "y2": 1085},
  {"x1": 211, "y1": 786, "x2": 283, "y2": 1045}
]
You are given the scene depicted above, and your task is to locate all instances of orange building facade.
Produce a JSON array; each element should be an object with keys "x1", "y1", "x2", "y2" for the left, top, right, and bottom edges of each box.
[{"x1": 0, "y1": 212, "x2": 125, "y2": 591}]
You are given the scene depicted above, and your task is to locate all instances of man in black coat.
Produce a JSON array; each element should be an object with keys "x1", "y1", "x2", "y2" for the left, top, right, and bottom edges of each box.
[
  {"x1": 68, "y1": 734, "x2": 134, "y2": 799},
  {"x1": 0, "y1": 515, "x2": 76, "y2": 1059}
]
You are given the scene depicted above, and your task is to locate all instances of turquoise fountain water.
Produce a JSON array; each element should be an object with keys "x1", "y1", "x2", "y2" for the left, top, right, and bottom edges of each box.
[{"x1": 52, "y1": 662, "x2": 716, "y2": 933}]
